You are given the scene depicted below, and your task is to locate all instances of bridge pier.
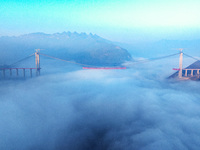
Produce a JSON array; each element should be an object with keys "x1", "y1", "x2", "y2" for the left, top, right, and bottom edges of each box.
[
  {"x1": 16, "y1": 69, "x2": 18, "y2": 76},
  {"x1": 3, "y1": 69, "x2": 5, "y2": 78},
  {"x1": 182, "y1": 69, "x2": 200, "y2": 78},
  {"x1": 30, "y1": 69, "x2": 32, "y2": 77},
  {"x1": 35, "y1": 50, "x2": 40, "y2": 76},
  {"x1": 23, "y1": 69, "x2": 25, "y2": 78},
  {"x1": 185, "y1": 69, "x2": 187, "y2": 77},
  {"x1": 10, "y1": 69, "x2": 12, "y2": 76},
  {"x1": 1, "y1": 68, "x2": 40, "y2": 78}
]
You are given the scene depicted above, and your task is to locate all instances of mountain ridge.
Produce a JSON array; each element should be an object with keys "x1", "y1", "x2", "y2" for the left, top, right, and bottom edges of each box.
[{"x1": 0, "y1": 32, "x2": 132, "y2": 66}]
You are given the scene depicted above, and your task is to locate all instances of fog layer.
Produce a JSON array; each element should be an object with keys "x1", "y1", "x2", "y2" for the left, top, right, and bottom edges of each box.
[{"x1": 0, "y1": 59, "x2": 200, "y2": 150}]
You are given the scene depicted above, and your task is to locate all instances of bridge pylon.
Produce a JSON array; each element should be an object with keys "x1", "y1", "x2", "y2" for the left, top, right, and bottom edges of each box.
[
  {"x1": 35, "y1": 49, "x2": 40, "y2": 76},
  {"x1": 178, "y1": 48, "x2": 183, "y2": 78}
]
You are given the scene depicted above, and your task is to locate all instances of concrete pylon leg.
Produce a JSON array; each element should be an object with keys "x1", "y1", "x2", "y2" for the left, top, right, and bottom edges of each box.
[
  {"x1": 185, "y1": 70, "x2": 187, "y2": 77},
  {"x1": 3, "y1": 69, "x2": 5, "y2": 78},
  {"x1": 178, "y1": 50, "x2": 183, "y2": 78},
  {"x1": 23, "y1": 69, "x2": 25, "y2": 78},
  {"x1": 35, "y1": 50, "x2": 40, "y2": 76},
  {"x1": 30, "y1": 69, "x2": 32, "y2": 77},
  {"x1": 16, "y1": 69, "x2": 18, "y2": 76},
  {"x1": 10, "y1": 69, "x2": 12, "y2": 76}
]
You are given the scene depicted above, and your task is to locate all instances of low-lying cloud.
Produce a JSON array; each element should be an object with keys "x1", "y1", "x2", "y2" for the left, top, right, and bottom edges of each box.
[{"x1": 0, "y1": 58, "x2": 200, "y2": 150}]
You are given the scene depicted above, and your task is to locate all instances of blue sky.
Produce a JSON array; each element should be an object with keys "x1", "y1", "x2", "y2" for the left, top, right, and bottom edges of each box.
[{"x1": 0, "y1": 0, "x2": 200, "y2": 43}]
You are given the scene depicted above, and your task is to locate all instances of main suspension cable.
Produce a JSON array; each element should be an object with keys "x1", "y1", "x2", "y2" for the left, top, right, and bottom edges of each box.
[
  {"x1": 8, "y1": 53, "x2": 35, "y2": 67},
  {"x1": 183, "y1": 53, "x2": 200, "y2": 61},
  {"x1": 131, "y1": 53, "x2": 180, "y2": 64},
  {"x1": 39, "y1": 53, "x2": 97, "y2": 67}
]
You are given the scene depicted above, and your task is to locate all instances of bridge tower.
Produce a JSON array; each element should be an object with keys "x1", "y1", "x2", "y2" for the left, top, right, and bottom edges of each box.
[
  {"x1": 178, "y1": 48, "x2": 183, "y2": 78},
  {"x1": 35, "y1": 49, "x2": 40, "y2": 76}
]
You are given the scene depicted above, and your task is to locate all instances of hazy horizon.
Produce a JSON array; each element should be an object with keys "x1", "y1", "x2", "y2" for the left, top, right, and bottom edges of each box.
[{"x1": 1, "y1": 0, "x2": 200, "y2": 43}]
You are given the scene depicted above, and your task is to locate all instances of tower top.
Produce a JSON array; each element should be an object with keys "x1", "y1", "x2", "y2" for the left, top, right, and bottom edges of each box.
[{"x1": 35, "y1": 49, "x2": 40, "y2": 52}]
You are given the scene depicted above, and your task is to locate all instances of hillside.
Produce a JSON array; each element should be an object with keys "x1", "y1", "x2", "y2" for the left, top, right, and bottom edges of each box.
[{"x1": 0, "y1": 32, "x2": 132, "y2": 66}]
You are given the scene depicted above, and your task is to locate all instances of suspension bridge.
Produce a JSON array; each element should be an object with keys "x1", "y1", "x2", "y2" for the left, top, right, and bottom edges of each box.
[{"x1": 0, "y1": 49, "x2": 199, "y2": 79}]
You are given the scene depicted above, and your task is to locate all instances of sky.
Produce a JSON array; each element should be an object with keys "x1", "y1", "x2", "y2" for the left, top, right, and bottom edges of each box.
[{"x1": 0, "y1": 0, "x2": 200, "y2": 43}]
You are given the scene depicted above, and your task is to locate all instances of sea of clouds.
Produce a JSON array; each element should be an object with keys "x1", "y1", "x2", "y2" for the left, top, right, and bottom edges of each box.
[{"x1": 1, "y1": 56, "x2": 200, "y2": 150}]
